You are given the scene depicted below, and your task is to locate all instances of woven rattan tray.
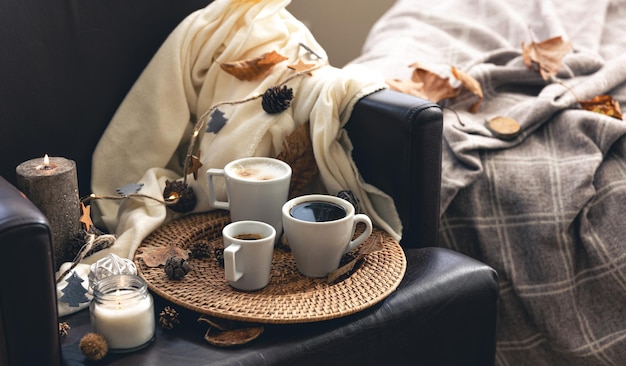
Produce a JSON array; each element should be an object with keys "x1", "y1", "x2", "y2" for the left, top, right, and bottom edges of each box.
[{"x1": 134, "y1": 210, "x2": 406, "y2": 324}]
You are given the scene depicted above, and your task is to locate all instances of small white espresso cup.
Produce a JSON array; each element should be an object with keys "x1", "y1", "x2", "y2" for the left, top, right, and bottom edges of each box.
[
  {"x1": 282, "y1": 194, "x2": 373, "y2": 278},
  {"x1": 222, "y1": 220, "x2": 276, "y2": 291},
  {"x1": 207, "y1": 157, "x2": 292, "y2": 241}
]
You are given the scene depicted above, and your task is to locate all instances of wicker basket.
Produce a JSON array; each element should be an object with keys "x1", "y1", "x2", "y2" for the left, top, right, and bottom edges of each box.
[{"x1": 134, "y1": 210, "x2": 406, "y2": 324}]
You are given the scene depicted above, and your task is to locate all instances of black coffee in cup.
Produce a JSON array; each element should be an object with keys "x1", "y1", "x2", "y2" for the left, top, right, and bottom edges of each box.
[
  {"x1": 234, "y1": 233, "x2": 264, "y2": 240},
  {"x1": 289, "y1": 201, "x2": 347, "y2": 222}
]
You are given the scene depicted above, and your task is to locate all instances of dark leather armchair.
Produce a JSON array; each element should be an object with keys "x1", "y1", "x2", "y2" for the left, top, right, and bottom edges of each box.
[{"x1": 0, "y1": 0, "x2": 498, "y2": 365}]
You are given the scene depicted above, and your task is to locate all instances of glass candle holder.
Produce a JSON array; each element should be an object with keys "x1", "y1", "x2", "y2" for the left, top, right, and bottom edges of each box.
[
  {"x1": 89, "y1": 274, "x2": 155, "y2": 352},
  {"x1": 88, "y1": 253, "x2": 137, "y2": 293}
]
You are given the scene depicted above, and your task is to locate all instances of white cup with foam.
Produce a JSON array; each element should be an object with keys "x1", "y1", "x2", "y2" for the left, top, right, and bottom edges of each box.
[{"x1": 207, "y1": 157, "x2": 292, "y2": 241}]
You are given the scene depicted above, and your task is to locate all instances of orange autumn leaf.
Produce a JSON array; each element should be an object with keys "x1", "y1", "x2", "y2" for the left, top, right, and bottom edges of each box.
[
  {"x1": 451, "y1": 66, "x2": 483, "y2": 113},
  {"x1": 522, "y1": 36, "x2": 572, "y2": 80},
  {"x1": 136, "y1": 244, "x2": 190, "y2": 267},
  {"x1": 579, "y1": 95, "x2": 623, "y2": 120},
  {"x1": 220, "y1": 51, "x2": 288, "y2": 81}
]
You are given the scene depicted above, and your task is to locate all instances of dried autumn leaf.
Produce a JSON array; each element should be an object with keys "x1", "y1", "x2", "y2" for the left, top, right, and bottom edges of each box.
[
  {"x1": 522, "y1": 36, "x2": 572, "y2": 80},
  {"x1": 275, "y1": 122, "x2": 318, "y2": 196},
  {"x1": 204, "y1": 325, "x2": 264, "y2": 347},
  {"x1": 452, "y1": 66, "x2": 483, "y2": 113},
  {"x1": 327, "y1": 234, "x2": 384, "y2": 283},
  {"x1": 386, "y1": 63, "x2": 459, "y2": 103},
  {"x1": 220, "y1": 51, "x2": 288, "y2": 81},
  {"x1": 136, "y1": 244, "x2": 190, "y2": 267},
  {"x1": 386, "y1": 63, "x2": 484, "y2": 113},
  {"x1": 386, "y1": 78, "x2": 428, "y2": 98},
  {"x1": 579, "y1": 95, "x2": 623, "y2": 120},
  {"x1": 410, "y1": 63, "x2": 460, "y2": 102}
]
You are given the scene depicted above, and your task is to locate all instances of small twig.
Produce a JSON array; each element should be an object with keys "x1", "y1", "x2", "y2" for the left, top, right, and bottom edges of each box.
[
  {"x1": 182, "y1": 94, "x2": 263, "y2": 185},
  {"x1": 554, "y1": 79, "x2": 582, "y2": 105},
  {"x1": 444, "y1": 106, "x2": 465, "y2": 127},
  {"x1": 298, "y1": 42, "x2": 323, "y2": 60},
  {"x1": 181, "y1": 61, "x2": 328, "y2": 185},
  {"x1": 84, "y1": 193, "x2": 176, "y2": 205},
  {"x1": 56, "y1": 234, "x2": 95, "y2": 283}
]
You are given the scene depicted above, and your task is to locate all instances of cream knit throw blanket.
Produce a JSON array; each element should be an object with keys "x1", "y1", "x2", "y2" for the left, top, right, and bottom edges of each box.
[{"x1": 56, "y1": 0, "x2": 398, "y2": 316}]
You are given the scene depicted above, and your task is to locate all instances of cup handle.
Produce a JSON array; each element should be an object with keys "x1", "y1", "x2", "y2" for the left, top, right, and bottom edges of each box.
[
  {"x1": 206, "y1": 168, "x2": 230, "y2": 210},
  {"x1": 224, "y1": 243, "x2": 244, "y2": 282},
  {"x1": 344, "y1": 214, "x2": 373, "y2": 254}
]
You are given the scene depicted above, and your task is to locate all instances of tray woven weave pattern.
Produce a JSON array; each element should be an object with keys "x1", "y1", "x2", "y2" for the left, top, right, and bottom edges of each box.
[{"x1": 134, "y1": 210, "x2": 406, "y2": 324}]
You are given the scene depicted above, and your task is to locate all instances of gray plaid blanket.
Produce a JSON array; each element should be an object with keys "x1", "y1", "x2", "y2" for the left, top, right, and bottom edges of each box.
[{"x1": 350, "y1": 0, "x2": 626, "y2": 364}]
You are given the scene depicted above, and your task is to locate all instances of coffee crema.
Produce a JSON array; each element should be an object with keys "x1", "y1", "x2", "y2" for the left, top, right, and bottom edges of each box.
[
  {"x1": 234, "y1": 233, "x2": 264, "y2": 240},
  {"x1": 230, "y1": 162, "x2": 286, "y2": 181},
  {"x1": 289, "y1": 201, "x2": 347, "y2": 222}
]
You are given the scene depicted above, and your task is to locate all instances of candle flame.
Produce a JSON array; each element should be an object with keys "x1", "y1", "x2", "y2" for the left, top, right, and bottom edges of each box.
[{"x1": 43, "y1": 154, "x2": 50, "y2": 167}]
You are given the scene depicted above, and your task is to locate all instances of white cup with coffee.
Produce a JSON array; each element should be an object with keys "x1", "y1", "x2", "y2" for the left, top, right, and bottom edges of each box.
[
  {"x1": 207, "y1": 157, "x2": 291, "y2": 241},
  {"x1": 282, "y1": 194, "x2": 373, "y2": 278},
  {"x1": 222, "y1": 220, "x2": 276, "y2": 291}
]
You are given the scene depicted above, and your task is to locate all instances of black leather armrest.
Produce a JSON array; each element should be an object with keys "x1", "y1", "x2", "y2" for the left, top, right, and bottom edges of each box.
[
  {"x1": 0, "y1": 177, "x2": 61, "y2": 366},
  {"x1": 346, "y1": 89, "x2": 443, "y2": 248}
]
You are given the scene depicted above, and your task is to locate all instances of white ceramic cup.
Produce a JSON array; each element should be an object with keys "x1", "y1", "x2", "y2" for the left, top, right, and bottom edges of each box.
[
  {"x1": 282, "y1": 194, "x2": 373, "y2": 277},
  {"x1": 222, "y1": 220, "x2": 276, "y2": 291},
  {"x1": 207, "y1": 157, "x2": 291, "y2": 242}
]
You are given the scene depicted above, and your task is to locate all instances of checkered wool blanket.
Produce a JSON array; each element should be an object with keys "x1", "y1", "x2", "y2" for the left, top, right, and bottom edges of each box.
[{"x1": 350, "y1": 0, "x2": 626, "y2": 364}]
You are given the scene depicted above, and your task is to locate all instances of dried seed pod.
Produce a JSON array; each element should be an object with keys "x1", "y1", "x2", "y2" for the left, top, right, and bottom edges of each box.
[
  {"x1": 159, "y1": 306, "x2": 180, "y2": 330},
  {"x1": 189, "y1": 240, "x2": 211, "y2": 259},
  {"x1": 164, "y1": 256, "x2": 190, "y2": 280}
]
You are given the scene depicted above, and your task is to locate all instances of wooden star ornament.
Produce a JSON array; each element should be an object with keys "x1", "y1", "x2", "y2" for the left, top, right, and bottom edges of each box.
[
  {"x1": 288, "y1": 59, "x2": 316, "y2": 76},
  {"x1": 187, "y1": 150, "x2": 204, "y2": 180},
  {"x1": 79, "y1": 202, "x2": 93, "y2": 231}
]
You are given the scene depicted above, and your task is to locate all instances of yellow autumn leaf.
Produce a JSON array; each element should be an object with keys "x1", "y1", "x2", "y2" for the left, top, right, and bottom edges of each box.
[{"x1": 579, "y1": 95, "x2": 623, "y2": 120}]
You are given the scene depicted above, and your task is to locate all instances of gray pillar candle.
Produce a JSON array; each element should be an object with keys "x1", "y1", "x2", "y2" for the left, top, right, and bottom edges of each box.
[{"x1": 16, "y1": 155, "x2": 82, "y2": 269}]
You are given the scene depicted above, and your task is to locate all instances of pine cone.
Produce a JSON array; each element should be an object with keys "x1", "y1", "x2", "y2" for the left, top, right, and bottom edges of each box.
[
  {"x1": 163, "y1": 180, "x2": 197, "y2": 213},
  {"x1": 214, "y1": 248, "x2": 225, "y2": 268},
  {"x1": 262, "y1": 85, "x2": 294, "y2": 114},
  {"x1": 59, "y1": 322, "x2": 70, "y2": 337},
  {"x1": 164, "y1": 256, "x2": 190, "y2": 280},
  {"x1": 189, "y1": 240, "x2": 211, "y2": 259},
  {"x1": 159, "y1": 306, "x2": 180, "y2": 330},
  {"x1": 336, "y1": 190, "x2": 362, "y2": 214}
]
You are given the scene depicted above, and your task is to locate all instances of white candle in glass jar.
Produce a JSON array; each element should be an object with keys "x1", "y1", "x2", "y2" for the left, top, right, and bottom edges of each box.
[{"x1": 90, "y1": 274, "x2": 155, "y2": 351}]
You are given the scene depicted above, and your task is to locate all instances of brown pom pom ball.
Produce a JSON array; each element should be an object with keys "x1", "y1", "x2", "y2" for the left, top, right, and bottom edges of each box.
[{"x1": 79, "y1": 332, "x2": 108, "y2": 361}]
